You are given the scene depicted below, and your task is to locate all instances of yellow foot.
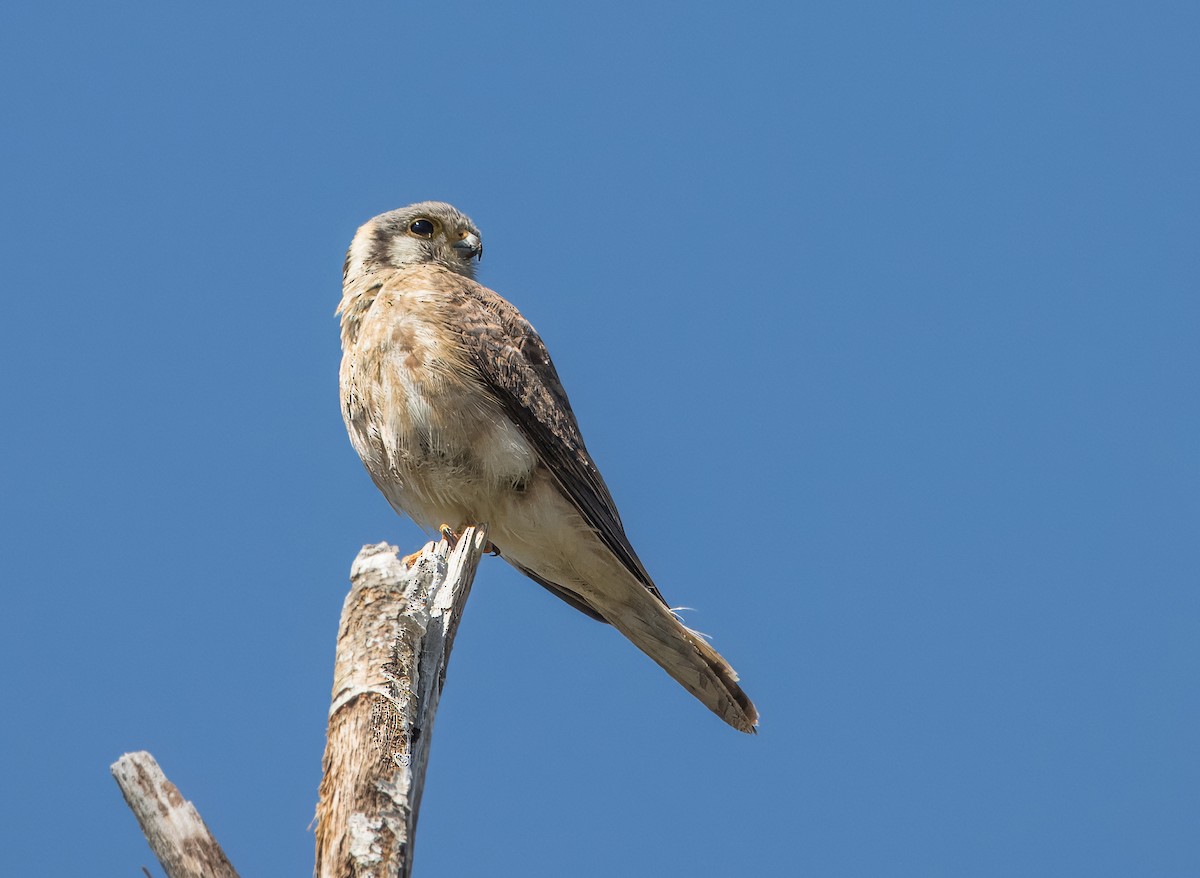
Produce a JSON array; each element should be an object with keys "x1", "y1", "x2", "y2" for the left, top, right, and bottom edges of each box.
[
  {"x1": 400, "y1": 549, "x2": 423, "y2": 568},
  {"x1": 438, "y1": 524, "x2": 501, "y2": 557}
]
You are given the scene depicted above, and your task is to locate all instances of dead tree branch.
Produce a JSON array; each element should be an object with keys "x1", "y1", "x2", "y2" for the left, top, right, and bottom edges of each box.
[
  {"x1": 314, "y1": 527, "x2": 489, "y2": 878},
  {"x1": 110, "y1": 751, "x2": 240, "y2": 878},
  {"x1": 111, "y1": 527, "x2": 488, "y2": 878}
]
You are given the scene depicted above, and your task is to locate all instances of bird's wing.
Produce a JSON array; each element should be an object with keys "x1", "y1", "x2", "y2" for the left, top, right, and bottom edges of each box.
[{"x1": 446, "y1": 277, "x2": 669, "y2": 609}]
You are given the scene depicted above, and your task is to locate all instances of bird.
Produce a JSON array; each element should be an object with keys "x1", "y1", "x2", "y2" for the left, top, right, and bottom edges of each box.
[{"x1": 337, "y1": 201, "x2": 757, "y2": 733}]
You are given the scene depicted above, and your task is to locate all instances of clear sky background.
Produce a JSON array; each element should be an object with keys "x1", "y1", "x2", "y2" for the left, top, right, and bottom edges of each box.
[{"x1": 1, "y1": 2, "x2": 1196, "y2": 876}]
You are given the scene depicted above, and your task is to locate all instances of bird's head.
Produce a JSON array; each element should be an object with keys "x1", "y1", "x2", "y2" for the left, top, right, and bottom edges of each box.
[{"x1": 344, "y1": 201, "x2": 483, "y2": 282}]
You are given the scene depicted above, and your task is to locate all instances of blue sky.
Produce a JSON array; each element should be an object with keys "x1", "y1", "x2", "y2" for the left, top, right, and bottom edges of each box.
[{"x1": 1, "y1": 2, "x2": 1197, "y2": 876}]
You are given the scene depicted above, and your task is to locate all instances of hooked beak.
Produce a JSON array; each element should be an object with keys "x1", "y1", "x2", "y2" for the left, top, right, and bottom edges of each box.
[{"x1": 453, "y1": 232, "x2": 483, "y2": 261}]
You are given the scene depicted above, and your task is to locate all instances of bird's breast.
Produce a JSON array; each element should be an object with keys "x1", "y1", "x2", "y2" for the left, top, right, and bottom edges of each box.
[{"x1": 340, "y1": 291, "x2": 537, "y2": 528}]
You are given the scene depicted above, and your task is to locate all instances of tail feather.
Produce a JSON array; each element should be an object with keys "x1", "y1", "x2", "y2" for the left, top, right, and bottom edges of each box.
[
  {"x1": 605, "y1": 602, "x2": 758, "y2": 733},
  {"x1": 688, "y1": 629, "x2": 759, "y2": 733}
]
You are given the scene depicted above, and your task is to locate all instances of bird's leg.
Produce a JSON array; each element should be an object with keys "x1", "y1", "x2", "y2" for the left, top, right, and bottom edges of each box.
[
  {"x1": 399, "y1": 525, "x2": 457, "y2": 568},
  {"x1": 399, "y1": 524, "x2": 468, "y2": 568},
  {"x1": 438, "y1": 523, "x2": 501, "y2": 557}
]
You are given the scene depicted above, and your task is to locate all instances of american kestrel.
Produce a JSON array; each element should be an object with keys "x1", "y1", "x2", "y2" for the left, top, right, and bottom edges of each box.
[{"x1": 338, "y1": 202, "x2": 757, "y2": 732}]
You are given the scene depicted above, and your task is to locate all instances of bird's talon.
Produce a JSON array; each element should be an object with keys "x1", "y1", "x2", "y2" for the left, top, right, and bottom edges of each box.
[
  {"x1": 438, "y1": 524, "x2": 497, "y2": 555},
  {"x1": 400, "y1": 549, "x2": 422, "y2": 568}
]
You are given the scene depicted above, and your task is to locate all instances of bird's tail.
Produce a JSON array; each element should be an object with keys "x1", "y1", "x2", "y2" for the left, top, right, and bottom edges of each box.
[{"x1": 604, "y1": 600, "x2": 758, "y2": 733}]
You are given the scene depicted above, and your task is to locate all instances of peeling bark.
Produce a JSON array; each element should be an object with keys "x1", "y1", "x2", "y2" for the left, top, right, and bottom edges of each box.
[{"x1": 314, "y1": 527, "x2": 488, "y2": 878}]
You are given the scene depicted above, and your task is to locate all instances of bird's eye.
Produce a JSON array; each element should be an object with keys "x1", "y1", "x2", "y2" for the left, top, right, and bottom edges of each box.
[{"x1": 409, "y1": 219, "x2": 436, "y2": 238}]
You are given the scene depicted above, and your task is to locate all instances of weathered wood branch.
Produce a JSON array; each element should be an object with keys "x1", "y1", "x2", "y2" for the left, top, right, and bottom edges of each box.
[
  {"x1": 314, "y1": 527, "x2": 489, "y2": 878},
  {"x1": 112, "y1": 528, "x2": 488, "y2": 878},
  {"x1": 110, "y1": 751, "x2": 240, "y2": 878}
]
